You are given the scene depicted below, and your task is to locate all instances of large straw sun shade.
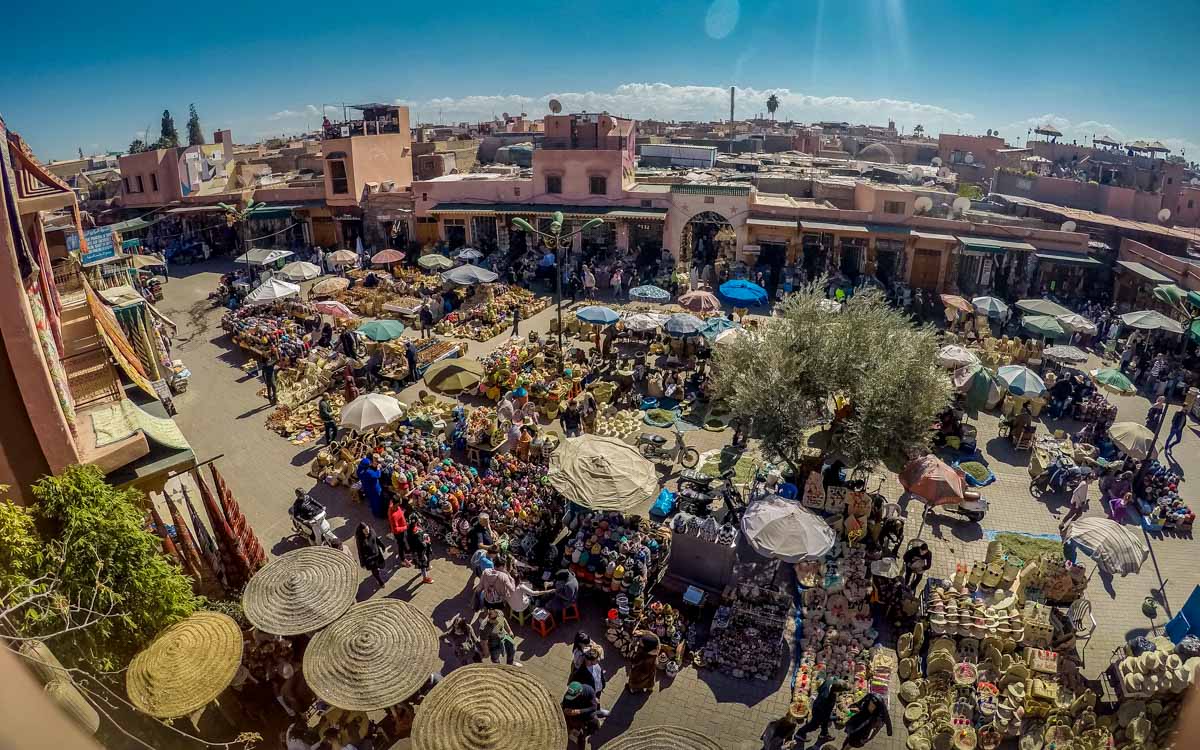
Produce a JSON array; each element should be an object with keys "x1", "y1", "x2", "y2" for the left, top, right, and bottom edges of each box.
[
  {"x1": 1064, "y1": 517, "x2": 1149, "y2": 576},
  {"x1": 603, "y1": 726, "x2": 723, "y2": 750},
  {"x1": 125, "y1": 612, "x2": 243, "y2": 719},
  {"x1": 547, "y1": 435, "x2": 658, "y2": 511},
  {"x1": 242, "y1": 546, "x2": 359, "y2": 635},
  {"x1": 304, "y1": 600, "x2": 440, "y2": 711},
  {"x1": 412, "y1": 664, "x2": 568, "y2": 750}
]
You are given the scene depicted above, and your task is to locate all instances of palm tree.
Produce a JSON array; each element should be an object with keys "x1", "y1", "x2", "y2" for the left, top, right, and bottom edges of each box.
[{"x1": 766, "y1": 94, "x2": 779, "y2": 120}]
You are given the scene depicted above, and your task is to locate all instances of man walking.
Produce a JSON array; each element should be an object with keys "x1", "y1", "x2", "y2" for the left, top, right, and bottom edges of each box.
[
  {"x1": 1059, "y1": 472, "x2": 1095, "y2": 533},
  {"x1": 1165, "y1": 408, "x2": 1189, "y2": 453},
  {"x1": 405, "y1": 340, "x2": 419, "y2": 385},
  {"x1": 511, "y1": 304, "x2": 522, "y2": 338},
  {"x1": 261, "y1": 354, "x2": 278, "y2": 406},
  {"x1": 318, "y1": 394, "x2": 337, "y2": 445}
]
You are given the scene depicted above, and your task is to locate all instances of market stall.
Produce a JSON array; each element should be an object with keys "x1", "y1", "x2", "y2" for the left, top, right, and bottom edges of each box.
[
  {"x1": 435, "y1": 283, "x2": 548, "y2": 341},
  {"x1": 379, "y1": 336, "x2": 465, "y2": 382}
]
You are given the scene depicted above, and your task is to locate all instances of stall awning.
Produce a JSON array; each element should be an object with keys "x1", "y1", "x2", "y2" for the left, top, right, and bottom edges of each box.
[
  {"x1": 1035, "y1": 251, "x2": 1104, "y2": 268},
  {"x1": 958, "y1": 236, "x2": 1037, "y2": 253},
  {"x1": 800, "y1": 220, "x2": 870, "y2": 235},
  {"x1": 912, "y1": 230, "x2": 958, "y2": 242},
  {"x1": 427, "y1": 203, "x2": 668, "y2": 220},
  {"x1": 247, "y1": 204, "x2": 301, "y2": 219},
  {"x1": 1116, "y1": 260, "x2": 1172, "y2": 284},
  {"x1": 234, "y1": 248, "x2": 294, "y2": 266},
  {"x1": 746, "y1": 217, "x2": 797, "y2": 229},
  {"x1": 107, "y1": 216, "x2": 159, "y2": 234},
  {"x1": 867, "y1": 223, "x2": 911, "y2": 236},
  {"x1": 167, "y1": 205, "x2": 226, "y2": 214}
]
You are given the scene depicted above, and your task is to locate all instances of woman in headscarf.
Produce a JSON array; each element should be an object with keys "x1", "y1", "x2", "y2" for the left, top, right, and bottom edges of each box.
[
  {"x1": 354, "y1": 522, "x2": 388, "y2": 586},
  {"x1": 626, "y1": 629, "x2": 659, "y2": 694}
]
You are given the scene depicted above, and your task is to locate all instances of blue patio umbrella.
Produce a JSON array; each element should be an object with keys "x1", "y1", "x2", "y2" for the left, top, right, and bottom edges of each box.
[
  {"x1": 719, "y1": 279, "x2": 769, "y2": 306},
  {"x1": 701, "y1": 316, "x2": 740, "y2": 341},
  {"x1": 575, "y1": 305, "x2": 620, "y2": 326},
  {"x1": 628, "y1": 284, "x2": 671, "y2": 303},
  {"x1": 665, "y1": 313, "x2": 705, "y2": 337}
]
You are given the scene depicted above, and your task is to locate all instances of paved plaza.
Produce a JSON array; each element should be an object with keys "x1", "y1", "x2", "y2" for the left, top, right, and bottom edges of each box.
[{"x1": 160, "y1": 260, "x2": 1198, "y2": 749}]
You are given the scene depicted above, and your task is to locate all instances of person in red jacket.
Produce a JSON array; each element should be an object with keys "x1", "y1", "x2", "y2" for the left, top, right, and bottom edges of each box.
[{"x1": 389, "y1": 498, "x2": 411, "y2": 567}]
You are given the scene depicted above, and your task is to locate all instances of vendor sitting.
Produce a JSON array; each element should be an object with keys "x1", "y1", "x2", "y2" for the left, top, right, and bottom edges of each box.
[
  {"x1": 933, "y1": 406, "x2": 962, "y2": 446},
  {"x1": 1005, "y1": 403, "x2": 1035, "y2": 444},
  {"x1": 1100, "y1": 470, "x2": 1134, "y2": 518}
]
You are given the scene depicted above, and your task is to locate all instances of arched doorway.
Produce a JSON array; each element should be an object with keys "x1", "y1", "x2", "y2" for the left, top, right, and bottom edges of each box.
[{"x1": 680, "y1": 211, "x2": 734, "y2": 270}]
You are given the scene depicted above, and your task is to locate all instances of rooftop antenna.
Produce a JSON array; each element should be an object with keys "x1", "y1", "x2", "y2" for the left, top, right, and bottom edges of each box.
[{"x1": 729, "y1": 86, "x2": 735, "y2": 155}]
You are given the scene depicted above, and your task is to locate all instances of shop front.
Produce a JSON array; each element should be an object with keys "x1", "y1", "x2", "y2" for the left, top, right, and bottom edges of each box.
[
  {"x1": 1113, "y1": 259, "x2": 1173, "y2": 307},
  {"x1": 954, "y1": 236, "x2": 1036, "y2": 297},
  {"x1": 800, "y1": 221, "x2": 871, "y2": 283},
  {"x1": 1033, "y1": 250, "x2": 1105, "y2": 299}
]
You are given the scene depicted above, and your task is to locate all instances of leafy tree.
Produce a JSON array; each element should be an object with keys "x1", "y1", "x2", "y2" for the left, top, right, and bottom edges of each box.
[
  {"x1": 713, "y1": 280, "x2": 951, "y2": 476},
  {"x1": 956, "y1": 183, "x2": 983, "y2": 200},
  {"x1": 126, "y1": 138, "x2": 149, "y2": 154},
  {"x1": 914, "y1": 124, "x2": 925, "y2": 137},
  {"x1": 187, "y1": 104, "x2": 205, "y2": 146},
  {"x1": 157, "y1": 109, "x2": 179, "y2": 149},
  {"x1": 7, "y1": 466, "x2": 199, "y2": 671},
  {"x1": 766, "y1": 94, "x2": 779, "y2": 120}
]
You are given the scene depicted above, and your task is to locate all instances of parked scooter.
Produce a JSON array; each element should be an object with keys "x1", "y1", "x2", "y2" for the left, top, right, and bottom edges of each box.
[
  {"x1": 676, "y1": 468, "x2": 750, "y2": 521},
  {"x1": 638, "y1": 425, "x2": 699, "y2": 468},
  {"x1": 289, "y1": 489, "x2": 337, "y2": 546},
  {"x1": 942, "y1": 490, "x2": 989, "y2": 523}
]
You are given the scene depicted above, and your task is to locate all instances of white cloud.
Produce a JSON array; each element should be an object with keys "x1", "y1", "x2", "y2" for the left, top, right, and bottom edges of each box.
[
  {"x1": 391, "y1": 82, "x2": 975, "y2": 134},
  {"x1": 1005, "y1": 113, "x2": 1199, "y2": 156},
  {"x1": 705, "y1": 0, "x2": 740, "y2": 40},
  {"x1": 268, "y1": 109, "x2": 302, "y2": 121}
]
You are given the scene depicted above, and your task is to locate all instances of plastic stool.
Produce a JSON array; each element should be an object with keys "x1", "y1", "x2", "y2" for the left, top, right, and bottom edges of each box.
[
  {"x1": 508, "y1": 604, "x2": 530, "y2": 626},
  {"x1": 531, "y1": 609, "x2": 556, "y2": 637},
  {"x1": 561, "y1": 603, "x2": 581, "y2": 623}
]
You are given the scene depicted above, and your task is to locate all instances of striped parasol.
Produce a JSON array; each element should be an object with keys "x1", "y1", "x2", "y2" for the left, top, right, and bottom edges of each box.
[{"x1": 1063, "y1": 517, "x2": 1149, "y2": 576}]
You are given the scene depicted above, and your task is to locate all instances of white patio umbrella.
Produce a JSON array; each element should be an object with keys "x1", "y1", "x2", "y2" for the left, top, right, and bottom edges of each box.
[
  {"x1": 996, "y1": 365, "x2": 1046, "y2": 396},
  {"x1": 1108, "y1": 421, "x2": 1154, "y2": 459},
  {"x1": 713, "y1": 327, "x2": 746, "y2": 346},
  {"x1": 340, "y1": 393, "x2": 405, "y2": 432},
  {"x1": 278, "y1": 261, "x2": 322, "y2": 282},
  {"x1": 454, "y1": 248, "x2": 484, "y2": 261},
  {"x1": 1120, "y1": 310, "x2": 1184, "y2": 334},
  {"x1": 740, "y1": 495, "x2": 836, "y2": 563},
  {"x1": 1043, "y1": 345, "x2": 1089, "y2": 364},
  {"x1": 621, "y1": 312, "x2": 668, "y2": 332},
  {"x1": 1056, "y1": 313, "x2": 1097, "y2": 335},
  {"x1": 972, "y1": 296, "x2": 1009, "y2": 317},
  {"x1": 245, "y1": 277, "x2": 301, "y2": 305},
  {"x1": 935, "y1": 344, "x2": 980, "y2": 370},
  {"x1": 1063, "y1": 517, "x2": 1149, "y2": 576}
]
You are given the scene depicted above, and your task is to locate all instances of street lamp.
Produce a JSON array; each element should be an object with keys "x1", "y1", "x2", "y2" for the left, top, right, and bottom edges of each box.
[{"x1": 510, "y1": 211, "x2": 604, "y2": 366}]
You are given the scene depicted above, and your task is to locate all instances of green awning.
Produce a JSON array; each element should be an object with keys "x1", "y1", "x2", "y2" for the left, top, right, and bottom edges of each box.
[
  {"x1": 866, "y1": 223, "x2": 911, "y2": 235},
  {"x1": 958, "y1": 236, "x2": 1037, "y2": 253},
  {"x1": 1116, "y1": 260, "x2": 1172, "y2": 285},
  {"x1": 1191, "y1": 318, "x2": 1200, "y2": 343},
  {"x1": 1034, "y1": 251, "x2": 1103, "y2": 268},
  {"x1": 427, "y1": 203, "x2": 668, "y2": 219}
]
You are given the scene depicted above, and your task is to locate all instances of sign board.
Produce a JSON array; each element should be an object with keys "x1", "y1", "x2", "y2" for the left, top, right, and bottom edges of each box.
[{"x1": 69, "y1": 226, "x2": 120, "y2": 265}]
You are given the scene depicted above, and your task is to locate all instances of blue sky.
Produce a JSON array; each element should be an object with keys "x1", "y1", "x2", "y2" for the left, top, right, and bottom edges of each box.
[{"x1": 3, "y1": 0, "x2": 1197, "y2": 161}]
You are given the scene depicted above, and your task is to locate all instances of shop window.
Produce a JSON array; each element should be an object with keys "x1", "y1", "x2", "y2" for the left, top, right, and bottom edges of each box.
[
  {"x1": 546, "y1": 175, "x2": 562, "y2": 194},
  {"x1": 150, "y1": 173, "x2": 158, "y2": 192},
  {"x1": 883, "y1": 200, "x2": 905, "y2": 214},
  {"x1": 1189, "y1": 199, "x2": 1195, "y2": 209},
  {"x1": 136, "y1": 175, "x2": 144, "y2": 192},
  {"x1": 589, "y1": 175, "x2": 607, "y2": 195},
  {"x1": 329, "y1": 160, "x2": 349, "y2": 194},
  {"x1": 123, "y1": 177, "x2": 131, "y2": 193},
  {"x1": 514, "y1": 187, "x2": 521, "y2": 197}
]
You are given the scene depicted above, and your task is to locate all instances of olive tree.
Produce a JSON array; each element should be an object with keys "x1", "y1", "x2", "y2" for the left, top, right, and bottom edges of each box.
[{"x1": 713, "y1": 280, "x2": 951, "y2": 475}]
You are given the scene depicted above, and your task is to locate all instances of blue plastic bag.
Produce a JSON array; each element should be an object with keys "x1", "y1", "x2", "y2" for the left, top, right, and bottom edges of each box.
[{"x1": 650, "y1": 488, "x2": 677, "y2": 518}]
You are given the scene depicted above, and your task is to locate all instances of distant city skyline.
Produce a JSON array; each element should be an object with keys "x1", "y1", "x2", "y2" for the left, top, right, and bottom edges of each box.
[{"x1": 4, "y1": 0, "x2": 1197, "y2": 160}]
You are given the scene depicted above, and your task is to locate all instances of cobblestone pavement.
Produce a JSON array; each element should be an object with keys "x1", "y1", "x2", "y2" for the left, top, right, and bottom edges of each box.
[{"x1": 160, "y1": 260, "x2": 1198, "y2": 749}]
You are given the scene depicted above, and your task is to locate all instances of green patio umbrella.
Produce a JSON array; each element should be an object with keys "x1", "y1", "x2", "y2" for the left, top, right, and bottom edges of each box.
[
  {"x1": 1187, "y1": 290, "x2": 1200, "y2": 309},
  {"x1": 357, "y1": 320, "x2": 406, "y2": 342},
  {"x1": 1022, "y1": 314, "x2": 1067, "y2": 340},
  {"x1": 1091, "y1": 368, "x2": 1135, "y2": 396},
  {"x1": 1153, "y1": 284, "x2": 1187, "y2": 306},
  {"x1": 417, "y1": 253, "x2": 454, "y2": 271}
]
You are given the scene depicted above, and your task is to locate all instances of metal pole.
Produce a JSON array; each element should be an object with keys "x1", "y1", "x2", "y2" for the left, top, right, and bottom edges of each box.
[{"x1": 554, "y1": 233, "x2": 564, "y2": 366}]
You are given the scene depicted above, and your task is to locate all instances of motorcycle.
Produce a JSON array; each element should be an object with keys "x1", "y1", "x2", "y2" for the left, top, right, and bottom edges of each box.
[
  {"x1": 289, "y1": 492, "x2": 337, "y2": 546},
  {"x1": 638, "y1": 425, "x2": 699, "y2": 468},
  {"x1": 1030, "y1": 459, "x2": 1092, "y2": 498},
  {"x1": 938, "y1": 490, "x2": 989, "y2": 523},
  {"x1": 676, "y1": 468, "x2": 750, "y2": 521}
]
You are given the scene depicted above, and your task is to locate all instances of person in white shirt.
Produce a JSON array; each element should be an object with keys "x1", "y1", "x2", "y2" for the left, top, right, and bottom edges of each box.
[{"x1": 1060, "y1": 473, "x2": 1095, "y2": 532}]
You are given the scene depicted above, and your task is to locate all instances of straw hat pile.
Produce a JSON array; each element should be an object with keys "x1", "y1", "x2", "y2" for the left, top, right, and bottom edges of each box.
[
  {"x1": 1116, "y1": 638, "x2": 1199, "y2": 697},
  {"x1": 303, "y1": 600, "x2": 440, "y2": 711},
  {"x1": 411, "y1": 664, "x2": 567, "y2": 750},
  {"x1": 603, "y1": 726, "x2": 722, "y2": 750},
  {"x1": 927, "y1": 586, "x2": 1024, "y2": 642},
  {"x1": 242, "y1": 546, "x2": 358, "y2": 636},
  {"x1": 126, "y1": 612, "x2": 243, "y2": 719}
]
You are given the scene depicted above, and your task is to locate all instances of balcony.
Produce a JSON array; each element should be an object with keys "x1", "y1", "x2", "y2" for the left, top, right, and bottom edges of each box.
[{"x1": 322, "y1": 119, "x2": 403, "y2": 140}]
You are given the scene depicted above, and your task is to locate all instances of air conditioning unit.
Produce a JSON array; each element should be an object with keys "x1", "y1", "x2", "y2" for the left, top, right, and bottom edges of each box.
[
  {"x1": 381, "y1": 180, "x2": 396, "y2": 193},
  {"x1": 365, "y1": 182, "x2": 380, "y2": 193}
]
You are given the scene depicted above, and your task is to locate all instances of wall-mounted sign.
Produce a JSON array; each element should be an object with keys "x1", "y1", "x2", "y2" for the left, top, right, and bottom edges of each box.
[{"x1": 68, "y1": 226, "x2": 121, "y2": 265}]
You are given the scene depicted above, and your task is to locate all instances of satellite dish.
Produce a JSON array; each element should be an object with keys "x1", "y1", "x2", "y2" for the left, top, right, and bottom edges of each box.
[
  {"x1": 548, "y1": 98, "x2": 562, "y2": 114},
  {"x1": 914, "y1": 196, "x2": 934, "y2": 213},
  {"x1": 1158, "y1": 208, "x2": 1172, "y2": 222},
  {"x1": 931, "y1": 156, "x2": 943, "y2": 167},
  {"x1": 1061, "y1": 221, "x2": 1077, "y2": 232},
  {"x1": 937, "y1": 166, "x2": 951, "y2": 178},
  {"x1": 986, "y1": 129, "x2": 993, "y2": 137},
  {"x1": 502, "y1": 112, "x2": 510, "y2": 120},
  {"x1": 964, "y1": 152, "x2": 976, "y2": 164},
  {"x1": 952, "y1": 196, "x2": 971, "y2": 213}
]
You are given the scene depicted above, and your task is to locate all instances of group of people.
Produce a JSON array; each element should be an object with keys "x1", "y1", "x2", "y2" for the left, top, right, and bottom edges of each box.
[{"x1": 762, "y1": 678, "x2": 893, "y2": 750}]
